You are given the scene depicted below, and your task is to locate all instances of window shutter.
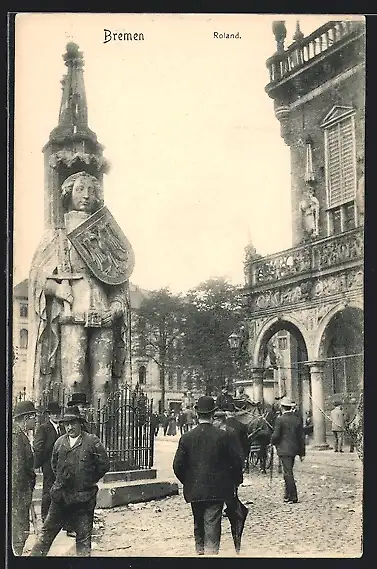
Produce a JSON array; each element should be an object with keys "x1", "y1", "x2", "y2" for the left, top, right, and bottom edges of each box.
[
  {"x1": 326, "y1": 117, "x2": 356, "y2": 208},
  {"x1": 327, "y1": 124, "x2": 342, "y2": 207},
  {"x1": 340, "y1": 119, "x2": 356, "y2": 202}
]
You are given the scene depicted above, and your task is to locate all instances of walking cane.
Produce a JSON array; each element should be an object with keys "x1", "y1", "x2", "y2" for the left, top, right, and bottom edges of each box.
[
  {"x1": 30, "y1": 503, "x2": 39, "y2": 536},
  {"x1": 269, "y1": 445, "x2": 274, "y2": 484}
]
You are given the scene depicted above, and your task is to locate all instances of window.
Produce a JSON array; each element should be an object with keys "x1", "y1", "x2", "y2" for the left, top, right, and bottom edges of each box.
[
  {"x1": 20, "y1": 304, "x2": 28, "y2": 318},
  {"x1": 176, "y1": 369, "x2": 182, "y2": 391},
  {"x1": 138, "y1": 365, "x2": 146, "y2": 385},
  {"x1": 20, "y1": 329, "x2": 28, "y2": 349},
  {"x1": 322, "y1": 106, "x2": 357, "y2": 235},
  {"x1": 278, "y1": 336, "x2": 288, "y2": 351},
  {"x1": 168, "y1": 371, "x2": 174, "y2": 389}
]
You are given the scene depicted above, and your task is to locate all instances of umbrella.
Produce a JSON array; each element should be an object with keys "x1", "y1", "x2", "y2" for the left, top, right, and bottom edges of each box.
[{"x1": 224, "y1": 492, "x2": 249, "y2": 554}]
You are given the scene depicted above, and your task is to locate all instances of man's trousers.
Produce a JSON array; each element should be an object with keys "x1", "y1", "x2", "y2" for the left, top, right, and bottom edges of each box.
[
  {"x1": 190, "y1": 501, "x2": 224, "y2": 555},
  {"x1": 29, "y1": 496, "x2": 96, "y2": 557},
  {"x1": 280, "y1": 455, "x2": 298, "y2": 502},
  {"x1": 12, "y1": 491, "x2": 33, "y2": 556}
]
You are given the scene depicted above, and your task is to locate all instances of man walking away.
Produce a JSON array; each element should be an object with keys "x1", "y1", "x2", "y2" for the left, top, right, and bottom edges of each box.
[
  {"x1": 12, "y1": 401, "x2": 38, "y2": 555},
  {"x1": 330, "y1": 401, "x2": 345, "y2": 452},
  {"x1": 173, "y1": 396, "x2": 244, "y2": 556},
  {"x1": 161, "y1": 411, "x2": 169, "y2": 436},
  {"x1": 271, "y1": 397, "x2": 305, "y2": 504},
  {"x1": 33, "y1": 401, "x2": 63, "y2": 523},
  {"x1": 185, "y1": 404, "x2": 196, "y2": 432},
  {"x1": 178, "y1": 409, "x2": 186, "y2": 435},
  {"x1": 30, "y1": 405, "x2": 109, "y2": 557},
  {"x1": 225, "y1": 405, "x2": 250, "y2": 464}
]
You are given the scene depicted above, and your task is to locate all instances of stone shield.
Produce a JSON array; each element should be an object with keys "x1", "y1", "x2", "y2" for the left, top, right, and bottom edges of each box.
[{"x1": 67, "y1": 206, "x2": 135, "y2": 285}]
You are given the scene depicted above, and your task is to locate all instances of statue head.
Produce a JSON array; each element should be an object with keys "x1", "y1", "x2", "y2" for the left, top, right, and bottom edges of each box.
[{"x1": 61, "y1": 171, "x2": 103, "y2": 213}]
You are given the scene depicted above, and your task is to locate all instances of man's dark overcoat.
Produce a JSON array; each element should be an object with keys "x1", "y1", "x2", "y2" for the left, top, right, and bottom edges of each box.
[
  {"x1": 34, "y1": 421, "x2": 61, "y2": 488},
  {"x1": 173, "y1": 423, "x2": 243, "y2": 503},
  {"x1": 271, "y1": 412, "x2": 305, "y2": 457},
  {"x1": 50, "y1": 431, "x2": 110, "y2": 504},
  {"x1": 225, "y1": 416, "x2": 250, "y2": 459}
]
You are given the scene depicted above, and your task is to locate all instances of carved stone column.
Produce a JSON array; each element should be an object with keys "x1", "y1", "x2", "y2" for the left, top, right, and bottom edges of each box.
[
  {"x1": 251, "y1": 368, "x2": 265, "y2": 403},
  {"x1": 306, "y1": 361, "x2": 329, "y2": 449}
]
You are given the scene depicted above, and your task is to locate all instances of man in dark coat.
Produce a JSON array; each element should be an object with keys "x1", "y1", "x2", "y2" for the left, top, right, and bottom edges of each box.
[
  {"x1": 216, "y1": 383, "x2": 236, "y2": 412},
  {"x1": 225, "y1": 405, "x2": 250, "y2": 463},
  {"x1": 12, "y1": 400, "x2": 37, "y2": 555},
  {"x1": 271, "y1": 397, "x2": 305, "y2": 504},
  {"x1": 173, "y1": 396, "x2": 244, "y2": 556},
  {"x1": 33, "y1": 401, "x2": 63, "y2": 522},
  {"x1": 30, "y1": 406, "x2": 109, "y2": 557}
]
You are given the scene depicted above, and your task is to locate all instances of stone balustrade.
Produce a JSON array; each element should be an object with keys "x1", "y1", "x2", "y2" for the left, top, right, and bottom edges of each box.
[
  {"x1": 266, "y1": 20, "x2": 363, "y2": 85},
  {"x1": 247, "y1": 227, "x2": 363, "y2": 288}
]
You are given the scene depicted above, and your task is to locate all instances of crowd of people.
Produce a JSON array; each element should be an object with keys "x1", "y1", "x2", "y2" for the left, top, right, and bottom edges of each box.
[{"x1": 11, "y1": 385, "x2": 359, "y2": 558}]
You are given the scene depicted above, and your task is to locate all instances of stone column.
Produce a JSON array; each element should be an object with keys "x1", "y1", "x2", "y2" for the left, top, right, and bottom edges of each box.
[
  {"x1": 306, "y1": 361, "x2": 329, "y2": 449},
  {"x1": 251, "y1": 368, "x2": 265, "y2": 403}
]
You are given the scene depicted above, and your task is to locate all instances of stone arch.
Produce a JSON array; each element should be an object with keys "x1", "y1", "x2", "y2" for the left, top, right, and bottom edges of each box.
[
  {"x1": 252, "y1": 315, "x2": 310, "y2": 368},
  {"x1": 314, "y1": 300, "x2": 363, "y2": 360}
]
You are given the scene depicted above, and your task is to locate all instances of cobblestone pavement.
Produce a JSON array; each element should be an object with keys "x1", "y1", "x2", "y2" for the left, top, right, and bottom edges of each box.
[{"x1": 91, "y1": 434, "x2": 363, "y2": 558}]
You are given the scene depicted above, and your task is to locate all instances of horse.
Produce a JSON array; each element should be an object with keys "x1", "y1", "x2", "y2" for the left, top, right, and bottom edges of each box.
[{"x1": 232, "y1": 399, "x2": 279, "y2": 473}]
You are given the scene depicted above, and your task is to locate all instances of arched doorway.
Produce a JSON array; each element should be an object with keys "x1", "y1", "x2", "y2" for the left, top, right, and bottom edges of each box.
[
  {"x1": 254, "y1": 319, "x2": 309, "y2": 412},
  {"x1": 318, "y1": 306, "x2": 363, "y2": 411}
]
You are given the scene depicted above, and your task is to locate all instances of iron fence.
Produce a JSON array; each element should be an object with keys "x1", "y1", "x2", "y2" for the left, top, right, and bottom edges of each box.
[{"x1": 12, "y1": 383, "x2": 154, "y2": 472}]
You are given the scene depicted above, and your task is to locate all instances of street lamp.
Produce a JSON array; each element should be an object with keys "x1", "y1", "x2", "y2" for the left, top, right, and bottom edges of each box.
[{"x1": 228, "y1": 331, "x2": 241, "y2": 352}]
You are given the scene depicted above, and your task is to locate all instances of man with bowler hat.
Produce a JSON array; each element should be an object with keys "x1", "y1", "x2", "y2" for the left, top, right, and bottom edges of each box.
[
  {"x1": 173, "y1": 396, "x2": 244, "y2": 555},
  {"x1": 67, "y1": 392, "x2": 90, "y2": 432},
  {"x1": 271, "y1": 396, "x2": 305, "y2": 504},
  {"x1": 12, "y1": 400, "x2": 37, "y2": 555},
  {"x1": 33, "y1": 401, "x2": 63, "y2": 523},
  {"x1": 30, "y1": 405, "x2": 109, "y2": 557}
]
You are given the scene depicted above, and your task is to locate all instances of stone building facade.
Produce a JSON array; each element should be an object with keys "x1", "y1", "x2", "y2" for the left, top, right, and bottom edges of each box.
[{"x1": 242, "y1": 20, "x2": 365, "y2": 447}]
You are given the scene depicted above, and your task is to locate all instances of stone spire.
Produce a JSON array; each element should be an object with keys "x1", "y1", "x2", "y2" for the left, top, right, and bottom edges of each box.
[
  {"x1": 47, "y1": 42, "x2": 99, "y2": 147},
  {"x1": 42, "y1": 42, "x2": 109, "y2": 231},
  {"x1": 293, "y1": 21, "x2": 304, "y2": 43}
]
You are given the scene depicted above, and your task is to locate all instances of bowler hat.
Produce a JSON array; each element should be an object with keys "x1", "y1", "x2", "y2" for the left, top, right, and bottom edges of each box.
[
  {"x1": 46, "y1": 401, "x2": 61, "y2": 414},
  {"x1": 67, "y1": 393, "x2": 88, "y2": 406},
  {"x1": 195, "y1": 396, "x2": 217, "y2": 414},
  {"x1": 59, "y1": 405, "x2": 85, "y2": 422},
  {"x1": 14, "y1": 400, "x2": 37, "y2": 419},
  {"x1": 280, "y1": 396, "x2": 295, "y2": 408}
]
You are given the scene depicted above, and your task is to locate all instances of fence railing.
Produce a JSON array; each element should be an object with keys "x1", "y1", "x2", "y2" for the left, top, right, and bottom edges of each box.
[
  {"x1": 266, "y1": 21, "x2": 364, "y2": 85},
  {"x1": 12, "y1": 383, "x2": 154, "y2": 472}
]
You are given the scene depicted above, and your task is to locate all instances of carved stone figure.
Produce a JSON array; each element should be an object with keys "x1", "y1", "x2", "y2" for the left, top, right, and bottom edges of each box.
[
  {"x1": 28, "y1": 172, "x2": 134, "y2": 403},
  {"x1": 299, "y1": 185, "x2": 319, "y2": 240}
]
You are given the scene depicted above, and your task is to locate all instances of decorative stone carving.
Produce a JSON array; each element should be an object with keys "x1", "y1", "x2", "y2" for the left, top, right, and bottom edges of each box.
[
  {"x1": 254, "y1": 246, "x2": 311, "y2": 284},
  {"x1": 253, "y1": 280, "x2": 312, "y2": 310},
  {"x1": 249, "y1": 228, "x2": 363, "y2": 287},
  {"x1": 28, "y1": 171, "x2": 133, "y2": 403},
  {"x1": 312, "y1": 230, "x2": 363, "y2": 271},
  {"x1": 244, "y1": 241, "x2": 261, "y2": 285},
  {"x1": 299, "y1": 185, "x2": 320, "y2": 240}
]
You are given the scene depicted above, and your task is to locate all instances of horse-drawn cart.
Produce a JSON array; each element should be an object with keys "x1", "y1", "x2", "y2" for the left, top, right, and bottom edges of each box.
[{"x1": 233, "y1": 399, "x2": 278, "y2": 475}]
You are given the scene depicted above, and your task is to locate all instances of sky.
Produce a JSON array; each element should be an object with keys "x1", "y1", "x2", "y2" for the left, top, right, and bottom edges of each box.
[{"x1": 13, "y1": 13, "x2": 345, "y2": 294}]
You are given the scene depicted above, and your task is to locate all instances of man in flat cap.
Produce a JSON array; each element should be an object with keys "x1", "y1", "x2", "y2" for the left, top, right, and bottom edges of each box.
[
  {"x1": 33, "y1": 401, "x2": 63, "y2": 523},
  {"x1": 12, "y1": 400, "x2": 37, "y2": 555},
  {"x1": 30, "y1": 405, "x2": 109, "y2": 557},
  {"x1": 173, "y1": 396, "x2": 244, "y2": 556}
]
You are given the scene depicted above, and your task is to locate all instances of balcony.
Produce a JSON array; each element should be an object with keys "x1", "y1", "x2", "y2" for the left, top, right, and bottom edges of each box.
[
  {"x1": 266, "y1": 20, "x2": 365, "y2": 87},
  {"x1": 245, "y1": 227, "x2": 363, "y2": 291}
]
